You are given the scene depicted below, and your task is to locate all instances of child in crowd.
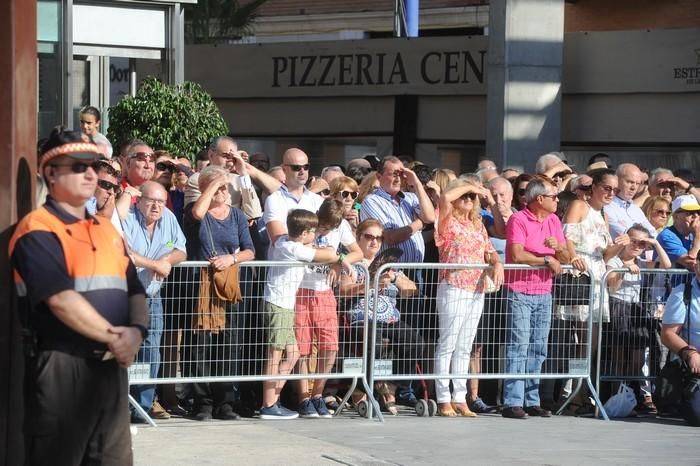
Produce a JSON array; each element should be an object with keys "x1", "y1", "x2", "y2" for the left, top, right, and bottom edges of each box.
[
  {"x1": 260, "y1": 209, "x2": 341, "y2": 419},
  {"x1": 606, "y1": 223, "x2": 671, "y2": 413},
  {"x1": 295, "y1": 199, "x2": 362, "y2": 418}
]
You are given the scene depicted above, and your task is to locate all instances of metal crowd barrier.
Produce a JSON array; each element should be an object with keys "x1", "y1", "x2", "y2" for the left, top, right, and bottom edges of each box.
[
  {"x1": 595, "y1": 268, "x2": 690, "y2": 406},
  {"x1": 127, "y1": 260, "x2": 381, "y2": 425},
  {"x1": 367, "y1": 263, "x2": 607, "y2": 420}
]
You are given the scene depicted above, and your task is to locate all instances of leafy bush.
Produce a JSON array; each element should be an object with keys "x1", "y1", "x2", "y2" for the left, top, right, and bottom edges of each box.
[{"x1": 107, "y1": 76, "x2": 228, "y2": 159}]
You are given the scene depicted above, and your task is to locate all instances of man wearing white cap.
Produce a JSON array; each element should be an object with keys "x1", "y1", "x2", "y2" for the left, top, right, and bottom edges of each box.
[{"x1": 657, "y1": 194, "x2": 700, "y2": 270}]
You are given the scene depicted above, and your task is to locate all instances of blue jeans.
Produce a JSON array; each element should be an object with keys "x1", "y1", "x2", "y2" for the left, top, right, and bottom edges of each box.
[
  {"x1": 130, "y1": 297, "x2": 164, "y2": 412},
  {"x1": 503, "y1": 291, "x2": 552, "y2": 408}
]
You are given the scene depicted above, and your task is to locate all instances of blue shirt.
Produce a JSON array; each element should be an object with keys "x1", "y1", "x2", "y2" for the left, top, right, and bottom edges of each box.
[
  {"x1": 123, "y1": 206, "x2": 187, "y2": 296},
  {"x1": 657, "y1": 226, "x2": 693, "y2": 265},
  {"x1": 604, "y1": 196, "x2": 656, "y2": 239},
  {"x1": 184, "y1": 206, "x2": 255, "y2": 261},
  {"x1": 360, "y1": 187, "x2": 425, "y2": 263},
  {"x1": 663, "y1": 278, "x2": 700, "y2": 349}
]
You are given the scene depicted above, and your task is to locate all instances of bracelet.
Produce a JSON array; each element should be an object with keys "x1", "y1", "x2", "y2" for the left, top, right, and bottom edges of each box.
[
  {"x1": 338, "y1": 253, "x2": 346, "y2": 264},
  {"x1": 680, "y1": 345, "x2": 698, "y2": 361}
]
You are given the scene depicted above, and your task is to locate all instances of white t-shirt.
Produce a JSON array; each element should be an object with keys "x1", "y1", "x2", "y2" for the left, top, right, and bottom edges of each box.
[
  {"x1": 263, "y1": 186, "x2": 323, "y2": 240},
  {"x1": 299, "y1": 219, "x2": 355, "y2": 291},
  {"x1": 264, "y1": 236, "x2": 316, "y2": 309},
  {"x1": 606, "y1": 255, "x2": 643, "y2": 302}
]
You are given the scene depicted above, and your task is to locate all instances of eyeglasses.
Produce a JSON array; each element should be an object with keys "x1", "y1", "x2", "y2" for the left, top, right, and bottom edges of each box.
[
  {"x1": 93, "y1": 160, "x2": 121, "y2": 177},
  {"x1": 576, "y1": 185, "x2": 592, "y2": 192},
  {"x1": 141, "y1": 196, "x2": 166, "y2": 206},
  {"x1": 51, "y1": 161, "x2": 92, "y2": 174},
  {"x1": 541, "y1": 194, "x2": 559, "y2": 200},
  {"x1": 461, "y1": 192, "x2": 478, "y2": 201},
  {"x1": 286, "y1": 164, "x2": 310, "y2": 172},
  {"x1": 517, "y1": 188, "x2": 527, "y2": 196},
  {"x1": 340, "y1": 190, "x2": 359, "y2": 200},
  {"x1": 156, "y1": 162, "x2": 175, "y2": 172},
  {"x1": 129, "y1": 152, "x2": 154, "y2": 163},
  {"x1": 681, "y1": 210, "x2": 700, "y2": 218},
  {"x1": 315, "y1": 189, "x2": 331, "y2": 196},
  {"x1": 362, "y1": 233, "x2": 384, "y2": 242},
  {"x1": 654, "y1": 209, "x2": 672, "y2": 217},
  {"x1": 97, "y1": 179, "x2": 120, "y2": 194}
]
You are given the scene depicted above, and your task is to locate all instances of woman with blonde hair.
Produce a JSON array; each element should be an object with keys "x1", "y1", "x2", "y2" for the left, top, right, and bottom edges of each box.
[
  {"x1": 434, "y1": 179, "x2": 504, "y2": 417},
  {"x1": 329, "y1": 175, "x2": 361, "y2": 232},
  {"x1": 357, "y1": 171, "x2": 379, "y2": 203},
  {"x1": 641, "y1": 195, "x2": 672, "y2": 232}
]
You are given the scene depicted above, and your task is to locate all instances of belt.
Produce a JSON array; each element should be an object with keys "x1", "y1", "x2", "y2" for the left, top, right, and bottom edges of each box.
[{"x1": 39, "y1": 342, "x2": 115, "y2": 361}]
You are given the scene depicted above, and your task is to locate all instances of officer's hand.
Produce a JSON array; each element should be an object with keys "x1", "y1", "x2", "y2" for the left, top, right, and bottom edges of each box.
[{"x1": 108, "y1": 326, "x2": 143, "y2": 368}]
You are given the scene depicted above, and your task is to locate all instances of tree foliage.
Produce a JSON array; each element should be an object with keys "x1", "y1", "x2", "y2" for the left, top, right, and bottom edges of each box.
[
  {"x1": 107, "y1": 77, "x2": 228, "y2": 159},
  {"x1": 185, "y1": 0, "x2": 269, "y2": 44}
]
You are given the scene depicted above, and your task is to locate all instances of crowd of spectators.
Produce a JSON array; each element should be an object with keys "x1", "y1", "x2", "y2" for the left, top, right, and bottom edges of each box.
[{"x1": 32, "y1": 121, "x2": 700, "y2": 424}]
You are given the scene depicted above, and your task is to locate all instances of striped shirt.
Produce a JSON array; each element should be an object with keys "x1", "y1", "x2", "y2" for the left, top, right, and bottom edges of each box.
[{"x1": 360, "y1": 187, "x2": 425, "y2": 263}]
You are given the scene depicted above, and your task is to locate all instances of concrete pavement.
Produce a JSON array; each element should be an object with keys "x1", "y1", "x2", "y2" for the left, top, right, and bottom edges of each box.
[{"x1": 132, "y1": 409, "x2": 699, "y2": 465}]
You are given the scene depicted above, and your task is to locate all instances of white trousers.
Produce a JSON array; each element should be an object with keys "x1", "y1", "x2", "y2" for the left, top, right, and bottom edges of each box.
[{"x1": 434, "y1": 281, "x2": 485, "y2": 403}]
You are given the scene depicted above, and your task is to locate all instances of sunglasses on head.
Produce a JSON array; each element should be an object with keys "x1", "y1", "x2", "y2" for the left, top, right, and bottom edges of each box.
[
  {"x1": 156, "y1": 161, "x2": 175, "y2": 172},
  {"x1": 287, "y1": 163, "x2": 310, "y2": 172},
  {"x1": 97, "y1": 179, "x2": 121, "y2": 194},
  {"x1": 51, "y1": 161, "x2": 92, "y2": 174},
  {"x1": 461, "y1": 192, "x2": 478, "y2": 201},
  {"x1": 315, "y1": 188, "x2": 331, "y2": 196},
  {"x1": 340, "y1": 190, "x2": 359, "y2": 200},
  {"x1": 362, "y1": 233, "x2": 384, "y2": 242},
  {"x1": 129, "y1": 152, "x2": 154, "y2": 162},
  {"x1": 92, "y1": 160, "x2": 121, "y2": 177}
]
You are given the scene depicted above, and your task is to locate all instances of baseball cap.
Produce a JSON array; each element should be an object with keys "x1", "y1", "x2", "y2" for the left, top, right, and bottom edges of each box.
[{"x1": 671, "y1": 194, "x2": 700, "y2": 213}]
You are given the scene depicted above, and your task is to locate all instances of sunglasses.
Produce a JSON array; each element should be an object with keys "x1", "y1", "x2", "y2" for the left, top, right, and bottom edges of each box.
[
  {"x1": 681, "y1": 210, "x2": 700, "y2": 218},
  {"x1": 156, "y1": 162, "x2": 175, "y2": 172},
  {"x1": 517, "y1": 188, "x2": 527, "y2": 196},
  {"x1": 315, "y1": 188, "x2": 331, "y2": 196},
  {"x1": 541, "y1": 194, "x2": 559, "y2": 200},
  {"x1": 51, "y1": 161, "x2": 92, "y2": 174},
  {"x1": 340, "y1": 190, "x2": 359, "y2": 200},
  {"x1": 656, "y1": 181, "x2": 675, "y2": 190},
  {"x1": 362, "y1": 233, "x2": 384, "y2": 242},
  {"x1": 97, "y1": 179, "x2": 120, "y2": 194},
  {"x1": 654, "y1": 209, "x2": 672, "y2": 216},
  {"x1": 597, "y1": 184, "x2": 616, "y2": 193},
  {"x1": 93, "y1": 160, "x2": 121, "y2": 177},
  {"x1": 129, "y1": 152, "x2": 154, "y2": 162},
  {"x1": 576, "y1": 185, "x2": 592, "y2": 192},
  {"x1": 286, "y1": 164, "x2": 310, "y2": 172},
  {"x1": 461, "y1": 192, "x2": 478, "y2": 201}
]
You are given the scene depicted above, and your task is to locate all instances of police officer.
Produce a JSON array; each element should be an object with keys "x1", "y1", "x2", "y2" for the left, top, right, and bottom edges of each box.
[{"x1": 9, "y1": 128, "x2": 149, "y2": 465}]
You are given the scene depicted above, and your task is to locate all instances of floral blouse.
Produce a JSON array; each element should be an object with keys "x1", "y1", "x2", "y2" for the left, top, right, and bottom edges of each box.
[{"x1": 435, "y1": 215, "x2": 495, "y2": 292}]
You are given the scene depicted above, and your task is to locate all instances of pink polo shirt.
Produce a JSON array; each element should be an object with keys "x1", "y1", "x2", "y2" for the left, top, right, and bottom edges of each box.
[{"x1": 505, "y1": 207, "x2": 565, "y2": 295}]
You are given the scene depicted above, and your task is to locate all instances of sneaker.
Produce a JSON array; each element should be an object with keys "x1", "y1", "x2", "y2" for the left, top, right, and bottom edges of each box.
[
  {"x1": 396, "y1": 389, "x2": 418, "y2": 408},
  {"x1": 298, "y1": 398, "x2": 319, "y2": 418},
  {"x1": 260, "y1": 403, "x2": 299, "y2": 420},
  {"x1": 469, "y1": 398, "x2": 496, "y2": 414},
  {"x1": 502, "y1": 406, "x2": 529, "y2": 419},
  {"x1": 311, "y1": 396, "x2": 333, "y2": 419}
]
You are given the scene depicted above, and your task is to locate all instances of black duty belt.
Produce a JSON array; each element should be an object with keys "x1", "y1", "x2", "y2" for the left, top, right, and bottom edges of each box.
[{"x1": 38, "y1": 342, "x2": 115, "y2": 361}]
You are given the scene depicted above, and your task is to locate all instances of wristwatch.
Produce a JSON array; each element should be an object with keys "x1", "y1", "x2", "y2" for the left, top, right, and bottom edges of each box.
[{"x1": 543, "y1": 256, "x2": 551, "y2": 266}]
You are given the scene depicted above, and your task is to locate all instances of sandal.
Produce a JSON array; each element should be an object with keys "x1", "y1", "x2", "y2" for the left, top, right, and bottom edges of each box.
[
  {"x1": 452, "y1": 402, "x2": 477, "y2": 418},
  {"x1": 438, "y1": 402, "x2": 457, "y2": 417},
  {"x1": 375, "y1": 383, "x2": 398, "y2": 415}
]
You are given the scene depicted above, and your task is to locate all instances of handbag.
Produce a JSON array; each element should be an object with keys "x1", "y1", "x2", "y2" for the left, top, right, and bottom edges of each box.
[
  {"x1": 553, "y1": 271, "x2": 591, "y2": 306},
  {"x1": 203, "y1": 213, "x2": 242, "y2": 303}
]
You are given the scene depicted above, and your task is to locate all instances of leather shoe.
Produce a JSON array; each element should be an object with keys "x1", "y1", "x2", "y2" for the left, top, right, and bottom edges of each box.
[
  {"x1": 193, "y1": 408, "x2": 213, "y2": 421},
  {"x1": 525, "y1": 406, "x2": 552, "y2": 417},
  {"x1": 502, "y1": 406, "x2": 528, "y2": 419},
  {"x1": 214, "y1": 404, "x2": 241, "y2": 421}
]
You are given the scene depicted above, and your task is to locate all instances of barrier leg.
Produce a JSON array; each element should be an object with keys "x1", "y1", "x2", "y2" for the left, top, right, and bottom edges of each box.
[
  {"x1": 129, "y1": 394, "x2": 157, "y2": 427},
  {"x1": 361, "y1": 377, "x2": 384, "y2": 422},
  {"x1": 586, "y1": 377, "x2": 609, "y2": 420},
  {"x1": 556, "y1": 378, "x2": 583, "y2": 415},
  {"x1": 334, "y1": 378, "x2": 357, "y2": 417}
]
